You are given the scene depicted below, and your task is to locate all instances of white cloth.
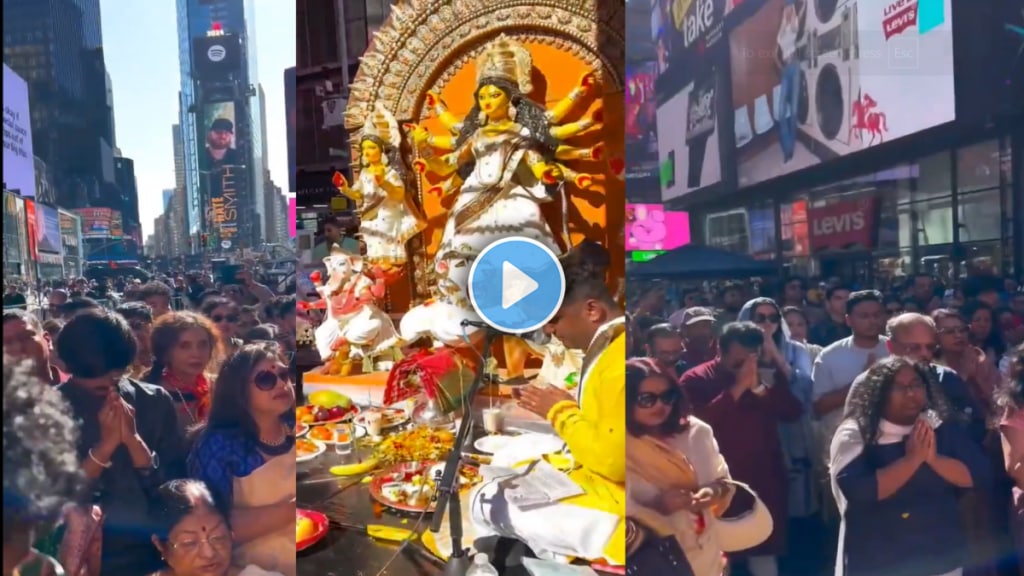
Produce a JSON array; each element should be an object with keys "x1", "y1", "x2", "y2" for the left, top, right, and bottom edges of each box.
[
  {"x1": 353, "y1": 168, "x2": 424, "y2": 265},
  {"x1": 237, "y1": 566, "x2": 286, "y2": 576},
  {"x1": 489, "y1": 433, "x2": 567, "y2": 468},
  {"x1": 313, "y1": 304, "x2": 399, "y2": 361},
  {"x1": 627, "y1": 418, "x2": 730, "y2": 576}
]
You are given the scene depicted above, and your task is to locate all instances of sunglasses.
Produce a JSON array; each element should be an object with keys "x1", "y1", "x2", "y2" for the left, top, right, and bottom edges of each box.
[
  {"x1": 753, "y1": 314, "x2": 781, "y2": 324},
  {"x1": 636, "y1": 390, "x2": 679, "y2": 408},
  {"x1": 212, "y1": 314, "x2": 240, "y2": 324},
  {"x1": 253, "y1": 368, "x2": 291, "y2": 391}
]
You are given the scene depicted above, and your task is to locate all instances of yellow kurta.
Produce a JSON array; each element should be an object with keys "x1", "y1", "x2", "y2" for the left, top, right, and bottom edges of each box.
[{"x1": 545, "y1": 330, "x2": 626, "y2": 565}]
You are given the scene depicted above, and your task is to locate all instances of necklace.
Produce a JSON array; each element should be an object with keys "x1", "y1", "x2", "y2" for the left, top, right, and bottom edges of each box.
[{"x1": 256, "y1": 422, "x2": 295, "y2": 456}]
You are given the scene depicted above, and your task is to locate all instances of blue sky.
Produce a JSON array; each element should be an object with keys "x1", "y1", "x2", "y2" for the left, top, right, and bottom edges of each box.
[{"x1": 99, "y1": 0, "x2": 295, "y2": 238}]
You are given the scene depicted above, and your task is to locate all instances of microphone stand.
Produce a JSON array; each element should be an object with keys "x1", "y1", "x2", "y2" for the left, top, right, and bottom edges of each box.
[{"x1": 431, "y1": 326, "x2": 502, "y2": 576}]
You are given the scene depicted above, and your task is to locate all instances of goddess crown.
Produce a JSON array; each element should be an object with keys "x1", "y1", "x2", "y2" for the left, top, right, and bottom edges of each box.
[
  {"x1": 359, "y1": 103, "x2": 401, "y2": 148},
  {"x1": 475, "y1": 35, "x2": 533, "y2": 95}
]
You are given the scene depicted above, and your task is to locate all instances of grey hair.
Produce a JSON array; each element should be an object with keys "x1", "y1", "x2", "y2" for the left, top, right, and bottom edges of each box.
[{"x1": 886, "y1": 312, "x2": 936, "y2": 339}]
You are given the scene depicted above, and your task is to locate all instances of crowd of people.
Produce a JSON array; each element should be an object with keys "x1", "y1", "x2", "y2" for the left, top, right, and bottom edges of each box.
[
  {"x1": 3, "y1": 265, "x2": 298, "y2": 576},
  {"x1": 626, "y1": 273, "x2": 1024, "y2": 576}
]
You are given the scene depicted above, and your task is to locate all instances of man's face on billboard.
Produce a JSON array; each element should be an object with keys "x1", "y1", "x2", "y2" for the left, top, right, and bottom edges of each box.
[{"x1": 208, "y1": 128, "x2": 233, "y2": 150}]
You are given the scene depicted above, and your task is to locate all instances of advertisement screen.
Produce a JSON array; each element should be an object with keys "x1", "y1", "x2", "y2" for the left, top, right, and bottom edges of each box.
[
  {"x1": 730, "y1": 0, "x2": 955, "y2": 188},
  {"x1": 288, "y1": 196, "x2": 296, "y2": 238},
  {"x1": 76, "y1": 207, "x2": 113, "y2": 239},
  {"x1": 208, "y1": 164, "x2": 243, "y2": 246},
  {"x1": 59, "y1": 210, "x2": 81, "y2": 250},
  {"x1": 3, "y1": 64, "x2": 36, "y2": 199},
  {"x1": 199, "y1": 101, "x2": 240, "y2": 173},
  {"x1": 192, "y1": 34, "x2": 242, "y2": 82},
  {"x1": 3, "y1": 191, "x2": 24, "y2": 264},
  {"x1": 657, "y1": 68, "x2": 723, "y2": 201},
  {"x1": 86, "y1": 241, "x2": 138, "y2": 264},
  {"x1": 625, "y1": 204, "x2": 691, "y2": 251},
  {"x1": 285, "y1": 67, "x2": 296, "y2": 193},
  {"x1": 25, "y1": 199, "x2": 38, "y2": 261},
  {"x1": 110, "y1": 210, "x2": 124, "y2": 239},
  {"x1": 35, "y1": 203, "x2": 61, "y2": 254},
  {"x1": 651, "y1": 0, "x2": 727, "y2": 77},
  {"x1": 626, "y1": 62, "x2": 660, "y2": 179}
]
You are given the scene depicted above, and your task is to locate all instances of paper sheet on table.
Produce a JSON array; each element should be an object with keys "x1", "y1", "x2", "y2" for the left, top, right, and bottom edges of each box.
[
  {"x1": 480, "y1": 460, "x2": 584, "y2": 508},
  {"x1": 489, "y1": 433, "x2": 567, "y2": 468}
]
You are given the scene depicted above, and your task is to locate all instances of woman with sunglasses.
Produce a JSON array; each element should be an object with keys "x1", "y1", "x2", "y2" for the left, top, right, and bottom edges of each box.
[
  {"x1": 200, "y1": 298, "x2": 243, "y2": 360},
  {"x1": 626, "y1": 358, "x2": 734, "y2": 576},
  {"x1": 147, "y1": 479, "x2": 285, "y2": 576},
  {"x1": 188, "y1": 345, "x2": 296, "y2": 576},
  {"x1": 143, "y1": 312, "x2": 223, "y2": 433}
]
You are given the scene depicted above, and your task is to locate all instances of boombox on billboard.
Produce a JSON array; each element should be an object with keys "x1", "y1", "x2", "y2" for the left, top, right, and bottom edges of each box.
[{"x1": 193, "y1": 35, "x2": 242, "y2": 82}]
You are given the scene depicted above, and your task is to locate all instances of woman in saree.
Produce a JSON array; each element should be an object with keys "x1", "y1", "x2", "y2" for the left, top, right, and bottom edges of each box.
[{"x1": 188, "y1": 345, "x2": 296, "y2": 576}]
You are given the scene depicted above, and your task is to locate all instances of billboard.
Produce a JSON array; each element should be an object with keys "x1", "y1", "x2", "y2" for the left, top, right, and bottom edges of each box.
[
  {"x1": 110, "y1": 210, "x2": 124, "y2": 239},
  {"x1": 651, "y1": 0, "x2": 727, "y2": 77},
  {"x1": 625, "y1": 62, "x2": 659, "y2": 179},
  {"x1": 285, "y1": 67, "x2": 296, "y2": 193},
  {"x1": 729, "y1": 0, "x2": 956, "y2": 188},
  {"x1": 24, "y1": 199, "x2": 38, "y2": 261},
  {"x1": 657, "y1": 69, "x2": 723, "y2": 201},
  {"x1": 35, "y1": 203, "x2": 61, "y2": 254},
  {"x1": 209, "y1": 165, "x2": 242, "y2": 246},
  {"x1": 59, "y1": 210, "x2": 81, "y2": 250},
  {"x1": 199, "y1": 102, "x2": 240, "y2": 172},
  {"x1": 75, "y1": 207, "x2": 114, "y2": 239},
  {"x1": 625, "y1": 204, "x2": 691, "y2": 251},
  {"x1": 288, "y1": 196, "x2": 296, "y2": 238},
  {"x1": 3, "y1": 64, "x2": 36, "y2": 199},
  {"x1": 192, "y1": 34, "x2": 242, "y2": 82},
  {"x1": 3, "y1": 191, "x2": 24, "y2": 264}
]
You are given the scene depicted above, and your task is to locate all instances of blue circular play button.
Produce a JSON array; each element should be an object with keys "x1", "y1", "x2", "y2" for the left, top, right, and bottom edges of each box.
[{"x1": 468, "y1": 237, "x2": 566, "y2": 334}]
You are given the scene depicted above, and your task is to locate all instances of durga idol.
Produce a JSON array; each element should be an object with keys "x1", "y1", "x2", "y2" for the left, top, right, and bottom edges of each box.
[{"x1": 400, "y1": 35, "x2": 602, "y2": 348}]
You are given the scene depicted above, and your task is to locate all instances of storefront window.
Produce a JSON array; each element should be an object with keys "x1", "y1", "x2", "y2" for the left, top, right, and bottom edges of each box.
[
  {"x1": 898, "y1": 204, "x2": 913, "y2": 248},
  {"x1": 748, "y1": 204, "x2": 776, "y2": 260},
  {"x1": 958, "y1": 189, "x2": 1003, "y2": 242},
  {"x1": 780, "y1": 199, "x2": 809, "y2": 257},
  {"x1": 915, "y1": 151, "x2": 954, "y2": 201},
  {"x1": 960, "y1": 242, "x2": 1004, "y2": 278},
  {"x1": 957, "y1": 140, "x2": 1001, "y2": 193},
  {"x1": 913, "y1": 197, "x2": 954, "y2": 246}
]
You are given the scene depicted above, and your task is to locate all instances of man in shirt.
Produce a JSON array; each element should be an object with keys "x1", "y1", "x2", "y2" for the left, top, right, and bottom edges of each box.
[
  {"x1": 674, "y1": 306, "x2": 719, "y2": 371},
  {"x1": 3, "y1": 283, "x2": 27, "y2": 310},
  {"x1": 645, "y1": 323, "x2": 683, "y2": 380},
  {"x1": 57, "y1": 309, "x2": 186, "y2": 576},
  {"x1": 492, "y1": 241, "x2": 627, "y2": 565},
  {"x1": 812, "y1": 290, "x2": 889, "y2": 461},
  {"x1": 809, "y1": 285, "x2": 853, "y2": 346}
]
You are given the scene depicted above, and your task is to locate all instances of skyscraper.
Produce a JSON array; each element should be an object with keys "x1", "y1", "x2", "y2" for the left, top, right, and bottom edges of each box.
[{"x1": 176, "y1": 0, "x2": 267, "y2": 249}]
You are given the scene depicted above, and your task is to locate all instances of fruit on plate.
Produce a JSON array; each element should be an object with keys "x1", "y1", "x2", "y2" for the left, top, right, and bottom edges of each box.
[
  {"x1": 296, "y1": 516, "x2": 316, "y2": 542},
  {"x1": 308, "y1": 426, "x2": 335, "y2": 442},
  {"x1": 308, "y1": 390, "x2": 351, "y2": 409},
  {"x1": 330, "y1": 457, "x2": 379, "y2": 476},
  {"x1": 296, "y1": 403, "x2": 356, "y2": 424}
]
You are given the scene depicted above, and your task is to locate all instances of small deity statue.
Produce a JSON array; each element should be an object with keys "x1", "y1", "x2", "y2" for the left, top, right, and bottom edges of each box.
[
  {"x1": 312, "y1": 245, "x2": 401, "y2": 376},
  {"x1": 400, "y1": 35, "x2": 603, "y2": 364},
  {"x1": 335, "y1": 103, "x2": 426, "y2": 283}
]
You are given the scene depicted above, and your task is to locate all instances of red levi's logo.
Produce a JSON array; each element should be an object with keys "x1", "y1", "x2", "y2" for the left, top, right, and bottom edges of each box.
[{"x1": 883, "y1": 0, "x2": 918, "y2": 40}]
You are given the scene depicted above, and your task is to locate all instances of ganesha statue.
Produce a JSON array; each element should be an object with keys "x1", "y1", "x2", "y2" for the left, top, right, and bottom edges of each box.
[
  {"x1": 313, "y1": 245, "x2": 402, "y2": 375},
  {"x1": 335, "y1": 103, "x2": 426, "y2": 284},
  {"x1": 400, "y1": 35, "x2": 603, "y2": 363}
]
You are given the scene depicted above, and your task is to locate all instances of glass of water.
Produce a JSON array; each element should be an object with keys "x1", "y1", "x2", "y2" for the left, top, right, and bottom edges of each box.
[{"x1": 334, "y1": 422, "x2": 353, "y2": 455}]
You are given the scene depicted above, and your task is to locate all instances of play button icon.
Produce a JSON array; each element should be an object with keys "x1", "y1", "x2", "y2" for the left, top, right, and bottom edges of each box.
[{"x1": 469, "y1": 237, "x2": 565, "y2": 334}]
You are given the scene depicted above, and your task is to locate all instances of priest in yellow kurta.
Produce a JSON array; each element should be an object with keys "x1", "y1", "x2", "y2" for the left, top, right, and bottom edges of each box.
[{"x1": 470, "y1": 241, "x2": 626, "y2": 565}]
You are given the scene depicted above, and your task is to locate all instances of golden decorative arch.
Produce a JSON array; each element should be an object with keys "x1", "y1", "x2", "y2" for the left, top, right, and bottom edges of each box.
[{"x1": 343, "y1": 0, "x2": 625, "y2": 133}]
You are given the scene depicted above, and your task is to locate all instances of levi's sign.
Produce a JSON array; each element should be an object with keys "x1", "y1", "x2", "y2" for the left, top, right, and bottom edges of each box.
[{"x1": 808, "y1": 197, "x2": 878, "y2": 251}]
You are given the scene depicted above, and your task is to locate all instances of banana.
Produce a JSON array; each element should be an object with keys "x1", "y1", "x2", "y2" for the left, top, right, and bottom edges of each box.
[{"x1": 330, "y1": 457, "x2": 379, "y2": 476}]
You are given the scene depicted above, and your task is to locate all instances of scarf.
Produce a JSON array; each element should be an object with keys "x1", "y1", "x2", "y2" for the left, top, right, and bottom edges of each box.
[{"x1": 161, "y1": 369, "x2": 211, "y2": 421}]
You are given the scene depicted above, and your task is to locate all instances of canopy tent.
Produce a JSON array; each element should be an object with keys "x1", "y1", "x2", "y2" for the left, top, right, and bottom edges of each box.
[{"x1": 628, "y1": 244, "x2": 778, "y2": 280}]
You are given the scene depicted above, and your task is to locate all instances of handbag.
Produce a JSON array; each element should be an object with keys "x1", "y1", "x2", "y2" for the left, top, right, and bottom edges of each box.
[
  {"x1": 626, "y1": 518, "x2": 696, "y2": 576},
  {"x1": 705, "y1": 479, "x2": 773, "y2": 553}
]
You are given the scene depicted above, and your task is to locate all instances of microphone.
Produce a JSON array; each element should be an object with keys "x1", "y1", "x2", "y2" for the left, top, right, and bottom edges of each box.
[{"x1": 459, "y1": 319, "x2": 491, "y2": 329}]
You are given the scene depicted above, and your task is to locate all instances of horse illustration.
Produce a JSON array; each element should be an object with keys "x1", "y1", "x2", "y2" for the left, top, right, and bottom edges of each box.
[{"x1": 850, "y1": 92, "x2": 888, "y2": 146}]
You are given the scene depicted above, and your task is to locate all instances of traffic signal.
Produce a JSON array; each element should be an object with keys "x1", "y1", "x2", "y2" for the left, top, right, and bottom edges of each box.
[{"x1": 201, "y1": 233, "x2": 209, "y2": 248}]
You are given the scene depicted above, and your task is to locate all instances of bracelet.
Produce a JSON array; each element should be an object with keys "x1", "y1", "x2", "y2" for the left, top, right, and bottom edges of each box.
[{"x1": 88, "y1": 449, "x2": 113, "y2": 469}]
